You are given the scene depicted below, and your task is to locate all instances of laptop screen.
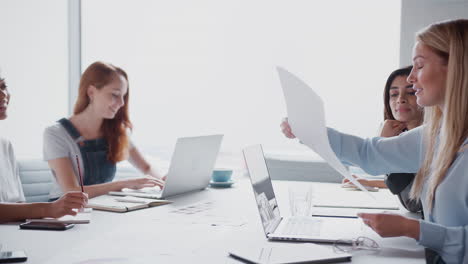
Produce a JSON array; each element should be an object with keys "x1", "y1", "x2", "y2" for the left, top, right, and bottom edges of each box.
[{"x1": 243, "y1": 145, "x2": 281, "y2": 235}]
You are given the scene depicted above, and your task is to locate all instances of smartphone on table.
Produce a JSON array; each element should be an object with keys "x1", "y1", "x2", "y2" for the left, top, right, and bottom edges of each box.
[
  {"x1": 19, "y1": 221, "x2": 75, "y2": 231},
  {"x1": 0, "y1": 251, "x2": 27, "y2": 263}
]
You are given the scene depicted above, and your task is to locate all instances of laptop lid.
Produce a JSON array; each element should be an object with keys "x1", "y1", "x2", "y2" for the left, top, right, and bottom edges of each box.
[
  {"x1": 243, "y1": 145, "x2": 282, "y2": 236},
  {"x1": 160, "y1": 134, "x2": 223, "y2": 198},
  {"x1": 243, "y1": 146, "x2": 364, "y2": 244}
]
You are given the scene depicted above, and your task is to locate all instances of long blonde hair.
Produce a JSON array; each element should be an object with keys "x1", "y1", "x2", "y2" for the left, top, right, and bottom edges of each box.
[{"x1": 410, "y1": 19, "x2": 468, "y2": 210}]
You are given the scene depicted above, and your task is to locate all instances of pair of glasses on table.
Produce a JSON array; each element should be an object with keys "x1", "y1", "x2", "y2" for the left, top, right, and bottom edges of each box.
[{"x1": 333, "y1": 236, "x2": 381, "y2": 253}]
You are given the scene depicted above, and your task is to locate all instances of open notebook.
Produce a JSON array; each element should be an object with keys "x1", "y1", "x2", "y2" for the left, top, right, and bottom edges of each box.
[
  {"x1": 26, "y1": 208, "x2": 92, "y2": 224},
  {"x1": 87, "y1": 195, "x2": 172, "y2": 213}
]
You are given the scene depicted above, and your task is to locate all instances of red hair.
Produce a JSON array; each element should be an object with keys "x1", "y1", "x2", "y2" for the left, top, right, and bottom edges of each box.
[{"x1": 74, "y1": 61, "x2": 132, "y2": 163}]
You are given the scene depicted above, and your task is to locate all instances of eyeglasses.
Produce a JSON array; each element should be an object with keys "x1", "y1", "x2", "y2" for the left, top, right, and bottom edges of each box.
[{"x1": 333, "y1": 236, "x2": 380, "y2": 253}]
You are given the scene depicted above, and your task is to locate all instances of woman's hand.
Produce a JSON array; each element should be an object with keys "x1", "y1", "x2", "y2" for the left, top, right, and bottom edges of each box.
[
  {"x1": 379, "y1": 120, "x2": 407, "y2": 137},
  {"x1": 120, "y1": 177, "x2": 164, "y2": 190},
  {"x1": 46, "y1": 191, "x2": 88, "y2": 218},
  {"x1": 342, "y1": 175, "x2": 387, "y2": 188},
  {"x1": 280, "y1": 117, "x2": 296, "y2": 139},
  {"x1": 358, "y1": 213, "x2": 420, "y2": 239},
  {"x1": 342, "y1": 174, "x2": 368, "y2": 186},
  {"x1": 145, "y1": 166, "x2": 166, "y2": 182}
]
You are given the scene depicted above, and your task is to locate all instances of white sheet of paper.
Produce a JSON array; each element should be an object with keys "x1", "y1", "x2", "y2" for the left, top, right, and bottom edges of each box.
[
  {"x1": 277, "y1": 67, "x2": 372, "y2": 196},
  {"x1": 26, "y1": 208, "x2": 92, "y2": 224}
]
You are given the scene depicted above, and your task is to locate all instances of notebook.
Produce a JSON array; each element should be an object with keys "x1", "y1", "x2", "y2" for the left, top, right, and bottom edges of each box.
[
  {"x1": 87, "y1": 195, "x2": 171, "y2": 213},
  {"x1": 312, "y1": 207, "x2": 387, "y2": 218},
  {"x1": 26, "y1": 208, "x2": 92, "y2": 224},
  {"x1": 313, "y1": 183, "x2": 399, "y2": 210},
  {"x1": 229, "y1": 243, "x2": 351, "y2": 264}
]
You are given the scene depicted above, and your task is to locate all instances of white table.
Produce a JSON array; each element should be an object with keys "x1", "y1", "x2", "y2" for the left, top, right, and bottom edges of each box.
[{"x1": 0, "y1": 179, "x2": 425, "y2": 264}]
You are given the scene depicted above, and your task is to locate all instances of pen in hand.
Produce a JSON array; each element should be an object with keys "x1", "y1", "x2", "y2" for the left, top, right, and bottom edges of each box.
[{"x1": 76, "y1": 154, "x2": 84, "y2": 192}]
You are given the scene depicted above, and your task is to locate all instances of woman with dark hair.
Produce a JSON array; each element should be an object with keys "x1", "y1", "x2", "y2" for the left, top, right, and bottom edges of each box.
[
  {"x1": 343, "y1": 66, "x2": 424, "y2": 212},
  {"x1": 0, "y1": 75, "x2": 87, "y2": 222},
  {"x1": 343, "y1": 66, "x2": 424, "y2": 191},
  {"x1": 381, "y1": 65, "x2": 424, "y2": 137},
  {"x1": 44, "y1": 61, "x2": 164, "y2": 200}
]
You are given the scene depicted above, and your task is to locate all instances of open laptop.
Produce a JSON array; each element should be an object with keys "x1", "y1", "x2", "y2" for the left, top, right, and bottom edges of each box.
[
  {"x1": 243, "y1": 144, "x2": 362, "y2": 243},
  {"x1": 110, "y1": 135, "x2": 223, "y2": 199}
]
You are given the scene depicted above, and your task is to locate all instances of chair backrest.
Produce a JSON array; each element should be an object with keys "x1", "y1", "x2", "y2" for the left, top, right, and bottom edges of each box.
[
  {"x1": 18, "y1": 159, "x2": 54, "y2": 202},
  {"x1": 18, "y1": 159, "x2": 142, "y2": 202}
]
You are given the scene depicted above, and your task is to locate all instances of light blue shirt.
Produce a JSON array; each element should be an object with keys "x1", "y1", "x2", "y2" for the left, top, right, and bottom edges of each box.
[{"x1": 327, "y1": 126, "x2": 468, "y2": 264}]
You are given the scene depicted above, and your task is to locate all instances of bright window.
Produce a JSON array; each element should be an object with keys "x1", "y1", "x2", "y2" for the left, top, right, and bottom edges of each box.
[
  {"x1": 0, "y1": 0, "x2": 68, "y2": 158},
  {"x1": 82, "y1": 1, "x2": 401, "y2": 158}
]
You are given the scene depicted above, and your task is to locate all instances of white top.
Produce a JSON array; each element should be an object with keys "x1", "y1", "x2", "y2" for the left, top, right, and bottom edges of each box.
[
  {"x1": 43, "y1": 123, "x2": 83, "y2": 200},
  {"x1": 43, "y1": 122, "x2": 135, "y2": 200},
  {"x1": 0, "y1": 137, "x2": 25, "y2": 202}
]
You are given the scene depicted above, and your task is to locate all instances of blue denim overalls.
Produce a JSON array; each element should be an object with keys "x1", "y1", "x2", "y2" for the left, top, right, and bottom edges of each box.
[{"x1": 58, "y1": 118, "x2": 116, "y2": 185}]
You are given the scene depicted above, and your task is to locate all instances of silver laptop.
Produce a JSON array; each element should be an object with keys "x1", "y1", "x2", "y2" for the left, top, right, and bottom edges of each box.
[
  {"x1": 110, "y1": 135, "x2": 223, "y2": 199},
  {"x1": 243, "y1": 144, "x2": 361, "y2": 243}
]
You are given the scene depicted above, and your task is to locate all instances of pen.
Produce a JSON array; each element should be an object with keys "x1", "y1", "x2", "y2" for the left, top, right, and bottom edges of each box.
[{"x1": 76, "y1": 154, "x2": 84, "y2": 192}]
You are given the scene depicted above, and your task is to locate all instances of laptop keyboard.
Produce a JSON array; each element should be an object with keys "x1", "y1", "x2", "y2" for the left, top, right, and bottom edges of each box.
[{"x1": 279, "y1": 218, "x2": 321, "y2": 236}]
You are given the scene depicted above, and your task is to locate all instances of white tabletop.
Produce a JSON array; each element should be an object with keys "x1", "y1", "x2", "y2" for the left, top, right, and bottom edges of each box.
[{"x1": 0, "y1": 179, "x2": 425, "y2": 264}]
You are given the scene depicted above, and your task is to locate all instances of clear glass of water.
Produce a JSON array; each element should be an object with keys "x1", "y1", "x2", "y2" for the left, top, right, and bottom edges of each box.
[{"x1": 289, "y1": 185, "x2": 314, "y2": 217}]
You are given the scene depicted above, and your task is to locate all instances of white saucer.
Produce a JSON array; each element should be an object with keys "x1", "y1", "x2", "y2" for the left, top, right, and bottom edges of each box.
[{"x1": 209, "y1": 181, "x2": 234, "y2": 188}]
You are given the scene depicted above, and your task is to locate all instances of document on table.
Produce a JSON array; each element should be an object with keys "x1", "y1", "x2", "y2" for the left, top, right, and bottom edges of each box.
[
  {"x1": 26, "y1": 208, "x2": 92, "y2": 224},
  {"x1": 314, "y1": 187, "x2": 399, "y2": 210},
  {"x1": 277, "y1": 67, "x2": 371, "y2": 195},
  {"x1": 154, "y1": 200, "x2": 247, "y2": 227}
]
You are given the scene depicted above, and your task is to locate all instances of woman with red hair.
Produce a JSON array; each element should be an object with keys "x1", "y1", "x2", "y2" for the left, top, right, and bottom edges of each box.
[{"x1": 44, "y1": 61, "x2": 163, "y2": 200}]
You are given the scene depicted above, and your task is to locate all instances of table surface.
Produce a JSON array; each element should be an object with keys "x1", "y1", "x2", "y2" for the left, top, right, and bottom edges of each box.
[{"x1": 0, "y1": 178, "x2": 425, "y2": 264}]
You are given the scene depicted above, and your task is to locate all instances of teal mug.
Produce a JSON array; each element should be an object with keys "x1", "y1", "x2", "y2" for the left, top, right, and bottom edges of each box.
[{"x1": 211, "y1": 169, "x2": 233, "y2": 182}]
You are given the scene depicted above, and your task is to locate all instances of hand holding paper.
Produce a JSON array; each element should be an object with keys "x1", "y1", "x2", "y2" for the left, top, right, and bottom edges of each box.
[{"x1": 277, "y1": 67, "x2": 373, "y2": 196}]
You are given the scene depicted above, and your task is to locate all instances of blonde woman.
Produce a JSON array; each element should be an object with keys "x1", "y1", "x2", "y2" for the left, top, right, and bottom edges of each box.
[{"x1": 281, "y1": 19, "x2": 468, "y2": 264}]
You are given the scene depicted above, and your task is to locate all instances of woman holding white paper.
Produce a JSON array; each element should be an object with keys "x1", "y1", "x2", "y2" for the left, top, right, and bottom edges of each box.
[
  {"x1": 0, "y1": 75, "x2": 88, "y2": 223},
  {"x1": 281, "y1": 19, "x2": 468, "y2": 264}
]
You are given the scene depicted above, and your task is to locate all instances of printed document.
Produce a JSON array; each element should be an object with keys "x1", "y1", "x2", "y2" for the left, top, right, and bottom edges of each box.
[{"x1": 277, "y1": 67, "x2": 372, "y2": 195}]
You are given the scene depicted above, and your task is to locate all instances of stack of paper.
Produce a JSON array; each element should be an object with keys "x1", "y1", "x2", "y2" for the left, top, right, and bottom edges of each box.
[{"x1": 26, "y1": 208, "x2": 92, "y2": 224}]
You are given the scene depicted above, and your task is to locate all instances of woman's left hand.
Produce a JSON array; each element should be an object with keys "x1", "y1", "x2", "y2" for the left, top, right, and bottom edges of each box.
[
  {"x1": 148, "y1": 174, "x2": 166, "y2": 182},
  {"x1": 358, "y1": 213, "x2": 420, "y2": 239},
  {"x1": 379, "y1": 120, "x2": 407, "y2": 137},
  {"x1": 145, "y1": 167, "x2": 166, "y2": 182}
]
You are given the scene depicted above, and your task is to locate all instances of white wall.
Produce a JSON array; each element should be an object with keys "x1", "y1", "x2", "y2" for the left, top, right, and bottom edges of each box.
[
  {"x1": 400, "y1": 0, "x2": 468, "y2": 66},
  {"x1": 0, "y1": 0, "x2": 69, "y2": 158},
  {"x1": 10, "y1": 1, "x2": 460, "y2": 158},
  {"x1": 82, "y1": 0, "x2": 401, "y2": 154}
]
